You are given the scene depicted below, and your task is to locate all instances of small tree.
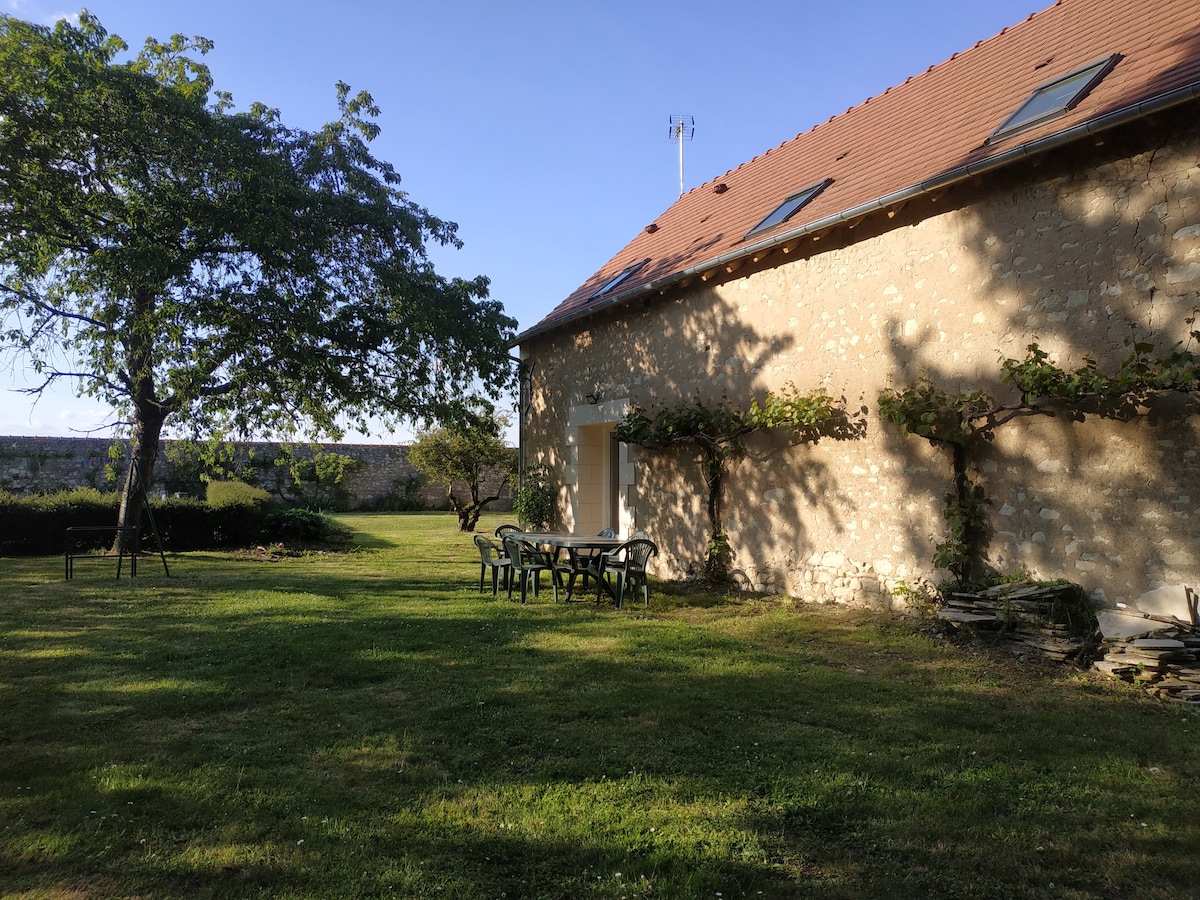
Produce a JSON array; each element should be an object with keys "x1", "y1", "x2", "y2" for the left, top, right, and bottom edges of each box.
[
  {"x1": 878, "y1": 328, "x2": 1200, "y2": 583},
  {"x1": 877, "y1": 380, "x2": 995, "y2": 582},
  {"x1": 273, "y1": 445, "x2": 362, "y2": 510},
  {"x1": 408, "y1": 417, "x2": 516, "y2": 531},
  {"x1": 513, "y1": 464, "x2": 556, "y2": 530}
]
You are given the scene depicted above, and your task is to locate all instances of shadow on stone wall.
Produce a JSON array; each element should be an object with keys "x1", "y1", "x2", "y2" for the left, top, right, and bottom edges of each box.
[{"x1": 875, "y1": 105, "x2": 1200, "y2": 601}]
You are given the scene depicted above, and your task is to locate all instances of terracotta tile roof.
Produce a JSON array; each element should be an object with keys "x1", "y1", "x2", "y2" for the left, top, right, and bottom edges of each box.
[{"x1": 519, "y1": 0, "x2": 1200, "y2": 343}]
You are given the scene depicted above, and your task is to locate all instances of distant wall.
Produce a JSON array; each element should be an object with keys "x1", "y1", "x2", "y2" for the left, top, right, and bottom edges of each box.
[{"x1": 0, "y1": 436, "x2": 512, "y2": 512}]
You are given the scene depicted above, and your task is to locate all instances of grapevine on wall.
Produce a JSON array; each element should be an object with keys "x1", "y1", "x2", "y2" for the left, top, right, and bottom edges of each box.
[
  {"x1": 880, "y1": 320, "x2": 1200, "y2": 585},
  {"x1": 614, "y1": 386, "x2": 854, "y2": 583}
]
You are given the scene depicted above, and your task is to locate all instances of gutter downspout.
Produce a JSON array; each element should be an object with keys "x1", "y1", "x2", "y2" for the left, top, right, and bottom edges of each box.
[{"x1": 515, "y1": 81, "x2": 1200, "y2": 346}]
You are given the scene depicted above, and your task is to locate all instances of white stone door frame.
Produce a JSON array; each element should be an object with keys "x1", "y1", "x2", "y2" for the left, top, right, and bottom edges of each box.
[{"x1": 564, "y1": 397, "x2": 635, "y2": 536}]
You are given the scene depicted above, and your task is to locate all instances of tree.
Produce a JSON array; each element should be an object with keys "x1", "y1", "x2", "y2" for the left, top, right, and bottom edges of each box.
[
  {"x1": 0, "y1": 14, "x2": 516, "y2": 538},
  {"x1": 408, "y1": 416, "x2": 516, "y2": 532}
]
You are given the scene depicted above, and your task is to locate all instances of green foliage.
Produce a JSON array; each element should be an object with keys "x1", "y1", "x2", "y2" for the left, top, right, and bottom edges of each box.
[
  {"x1": 512, "y1": 464, "x2": 556, "y2": 530},
  {"x1": 409, "y1": 414, "x2": 516, "y2": 532},
  {"x1": 613, "y1": 386, "x2": 838, "y2": 456},
  {"x1": 0, "y1": 488, "x2": 120, "y2": 555},
  {"x1": 882, "y1": 323, "x2": 1200, "y2": 582},
  {"x1": 877, "y1": 379, "x2": 993, "y2": 446},
  {"x1": 265, "y1": 507, "x2": 348, "y2": 544},
  {"x1": 0, "y1": 12, "x2": 516, "y2": 532},
  {"x1": 205, "y1": 480, "x2": 272, "y2": 508},
  {"x1": 878, "y1": 381, "x2": 999, "y2": 582},
  {"x1": 361, "y1": 473, "x2": 429, "y2": 512},
  {"x1": 932, "y1": 481, "x2": 989, "y2": 581},
  {"x1": 272, "y1": 445, "x2": 363, "y2": 510},
  {"x1": 162, "y1": 438, "x2": 260, "y2": 493},
  {"x1": 163, "y1": 440, "x2": 363, "y2": 507},
  {"x1": 0, "y1": 487, "x2": 276, "y2": 553},
  {"x1": 1001, "y1": 337, "x2": 1200, "y2": 408}
]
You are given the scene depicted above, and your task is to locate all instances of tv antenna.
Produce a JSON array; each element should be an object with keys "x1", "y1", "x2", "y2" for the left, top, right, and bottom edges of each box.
[{"x1": 668, "y1": 115, "x2": 694, "y2": 197}]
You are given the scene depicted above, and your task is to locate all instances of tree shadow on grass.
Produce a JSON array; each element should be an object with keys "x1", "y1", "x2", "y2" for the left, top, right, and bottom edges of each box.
[{"x1": 2, "y1": 566, "x2": 1199, "y2": 898}]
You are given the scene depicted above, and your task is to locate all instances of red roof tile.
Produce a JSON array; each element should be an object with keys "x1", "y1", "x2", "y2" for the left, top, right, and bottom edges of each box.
[{"x1": 520, "y1": 0, "x2": 1200, "y2": 342}]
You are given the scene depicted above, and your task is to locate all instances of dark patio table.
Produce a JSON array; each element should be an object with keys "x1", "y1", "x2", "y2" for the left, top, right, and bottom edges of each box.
[{"x1": 513, "y1": 532, "x2": 625, "y2": 602}]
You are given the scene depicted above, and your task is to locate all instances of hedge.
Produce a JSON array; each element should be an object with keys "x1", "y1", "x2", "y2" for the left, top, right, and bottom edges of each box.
[{"x1": 0, "y1": 487, "x2": 277, "y2": 556}]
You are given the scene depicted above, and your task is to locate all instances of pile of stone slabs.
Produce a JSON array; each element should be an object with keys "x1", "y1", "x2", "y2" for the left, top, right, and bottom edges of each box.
[
  {"x1": 938, "y1": 581, "x2": 1096, "y2": 662},
  {"x1": 1094, "y1": 602, "x2": 1200, "y2": 706}
]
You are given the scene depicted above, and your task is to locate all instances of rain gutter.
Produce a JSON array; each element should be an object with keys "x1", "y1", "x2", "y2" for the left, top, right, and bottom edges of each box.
[{"x1": 514, "y1": 81, "x2": 1200, "y2": 347}]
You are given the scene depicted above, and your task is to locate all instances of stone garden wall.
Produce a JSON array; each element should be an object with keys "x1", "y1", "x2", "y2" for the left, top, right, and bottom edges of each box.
[{"x1": 0, "y1": 435, "x2": 512, "y2": 512}]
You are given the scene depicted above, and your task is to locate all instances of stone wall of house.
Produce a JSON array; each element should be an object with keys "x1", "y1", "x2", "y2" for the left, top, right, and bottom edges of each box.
[
  {"x1": 519, "y1": 109, "x2": 1200, "y2": 609},
  {"x1": 0, "y1": 436, "x2": 513, "y2": 512}
]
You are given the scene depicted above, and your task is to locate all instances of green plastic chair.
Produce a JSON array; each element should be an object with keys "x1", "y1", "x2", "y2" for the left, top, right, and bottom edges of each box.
[
  {"x1": 597, "y1": 538, "x2": 658, "y2": 608},
  {"x1": 502, "y1": 535, "x2": 555, "y2": 604},
  {"x1": 473, "y1": 535, "x2": 510, "y2": 597}
]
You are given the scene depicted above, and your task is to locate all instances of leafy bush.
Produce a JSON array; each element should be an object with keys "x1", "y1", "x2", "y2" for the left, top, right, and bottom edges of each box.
[
  {"x1": 265, "y1": 508, "x2": 348, "y2": 545},
  {"x1": 359, "y1": 473, "x2": 428, "y2": 512},
  {"x1": 206, "y1": 480, "x2": 272, "y2": 508},
  {"x1": 151, "y1": 497, "x2": 214, "y2": 551},
  {"x1": 512, "y1": 465, "x2": 556, "y2": 530},
  {"x1": 200, "y1": 481, "x2": 273, "y2": 546},
  {"x1": 1, "y1": 483, "x2": 358, "y2": 555}
]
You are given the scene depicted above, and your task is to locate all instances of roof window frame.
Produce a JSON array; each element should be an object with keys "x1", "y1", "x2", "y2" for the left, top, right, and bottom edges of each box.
[
  {"x1": 589, "y1": 257, "x2": 650, "y2": 299},
  {"x1": 744, "y1": 178, "x2": 833, "y2": 240},
  {"x1": 988, "y1": 54, "x2": 1121, "y2": 143}
]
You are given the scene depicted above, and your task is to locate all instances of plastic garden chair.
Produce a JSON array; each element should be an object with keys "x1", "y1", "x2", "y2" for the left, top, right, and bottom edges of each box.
[
  {"x1": 474, "y1": 535, "x2": 511, "y2": 597},
  {"x1": 597, "y1": 538, "x2": 658, "y2": 608},
  {"x1": 502, "y1": 535, "x2": 555, "y2": 604}
]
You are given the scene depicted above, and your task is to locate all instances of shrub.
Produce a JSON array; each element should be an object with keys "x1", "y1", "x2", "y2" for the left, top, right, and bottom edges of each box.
[
  {"x1": 513, "y1": 465, "x2": 556, "y2": 530},
  {"x1": 0, "y1": 488, "x2": 120, "y2": 555},
  {"x1": 206, "y1": 480, "x2": 272, "y2": 507},
  {"x1": 264, "y1": 508, "x2": 348, "y2": 545},
  {"x1": 202, "y1": 481, "x2": 273, "y2": 546}
]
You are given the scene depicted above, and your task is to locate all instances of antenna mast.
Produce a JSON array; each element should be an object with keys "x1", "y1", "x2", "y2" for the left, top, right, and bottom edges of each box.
[{"x1": 668, "y1": 115, "x2": 694, "y2": 197}]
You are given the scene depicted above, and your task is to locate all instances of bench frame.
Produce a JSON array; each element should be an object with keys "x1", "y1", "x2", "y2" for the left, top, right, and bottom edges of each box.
[{"x1": 65, "y1": 526, "x2": 139, "y2": 580}]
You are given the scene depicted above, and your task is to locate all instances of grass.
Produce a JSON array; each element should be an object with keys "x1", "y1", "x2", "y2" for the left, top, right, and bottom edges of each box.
[{"x1": 2, "y1": 511, "x2": 1198, "y2": 899}]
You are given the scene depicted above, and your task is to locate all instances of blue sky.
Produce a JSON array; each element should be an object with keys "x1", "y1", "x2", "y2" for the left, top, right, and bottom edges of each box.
[{"x1": 1, "y1": 0, "x2": 1046, "y2": 440}]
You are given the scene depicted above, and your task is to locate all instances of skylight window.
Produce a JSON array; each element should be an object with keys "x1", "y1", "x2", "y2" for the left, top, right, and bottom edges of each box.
[
  {"x1": 744, "y1": 178, "x2": 833, "y2": 239},
  {"x1": 589, "y1": 258, "x2": 649, "y2": 299},
  {"x1": 989, "y1": 55, "x2": 1120, "y2": 142}
]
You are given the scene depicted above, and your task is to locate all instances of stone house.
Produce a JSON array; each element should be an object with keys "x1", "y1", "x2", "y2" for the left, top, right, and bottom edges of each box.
[{"x1": 514, "y1": 0, "x2": 1200, "y2": 607}]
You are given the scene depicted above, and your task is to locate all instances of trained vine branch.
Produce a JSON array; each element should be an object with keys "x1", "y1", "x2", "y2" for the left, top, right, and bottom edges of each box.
[
  {"x1": 614, "y1": 386, "x2": 852, "y2": 583},
  {"x1": 880, "y1": 320, "x2": 1200, "y2": 583}
]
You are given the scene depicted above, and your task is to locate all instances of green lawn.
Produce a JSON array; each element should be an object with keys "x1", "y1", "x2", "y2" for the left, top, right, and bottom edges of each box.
[{"x1": 1, "y1": 512, "x2": 1197, "y2": 899}]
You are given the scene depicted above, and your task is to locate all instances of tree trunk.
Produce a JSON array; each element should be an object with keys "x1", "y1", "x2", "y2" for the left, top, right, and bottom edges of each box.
[
  {"x1": 702, "y1": 446, "x2": 729, "y2": 583},
  {"x1": 949, "y1": 442, "x2": 975, "y2": 583},
  {"x1": 114, "y1": 287, "x2": 172, "y2": 553},
  {"x1": 115, "y1": 400, "x2": 167, "y2": 552},
  {"x1": 458, "y1": 505, "x2": 481, "y2": 532}
]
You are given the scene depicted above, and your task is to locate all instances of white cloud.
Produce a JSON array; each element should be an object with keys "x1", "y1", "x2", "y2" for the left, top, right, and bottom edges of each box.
[{"x1": 3, "y1": 2, "x2": 79, "y2": 26}]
